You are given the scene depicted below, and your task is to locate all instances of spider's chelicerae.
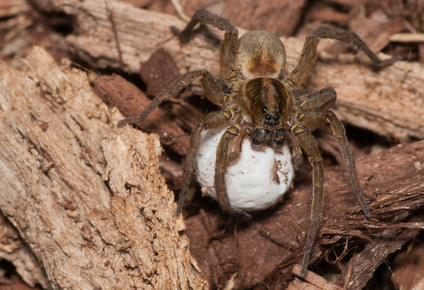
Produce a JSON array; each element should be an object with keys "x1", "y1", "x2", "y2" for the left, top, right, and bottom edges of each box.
[{"x1": 119, "y1": 9, "x2": 395, "y2": 277}]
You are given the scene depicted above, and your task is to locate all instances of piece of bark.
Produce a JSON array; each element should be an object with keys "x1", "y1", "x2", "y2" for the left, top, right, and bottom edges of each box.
[
  {"x1": 339, "y1": 227, "x2": 419, "y2": 289},
  {"x1": 391, "y1": 241, "x2": 424, "y2": 289},
  {"x1": 289, "y1": 265, "x2": 343, "y2": 290},
  {"x1": 0, "y1": 0, "x2": 30, "y2": 18},
  {"x1": 0, "y1": 47, "x2": 207, "y2": 289},
  {"x1": 222, "y1": 0, "x2": 307, "y2": 36},
  {"x1": 37, "y1": 0, "x2": 423, "y2": 141},
  {"x1": 92, "y1": 73, "x2": 190, "y2": 156},
  {"x1": 0, "y1": 214, "x2": 48, "y2": 288},
  {"x1": 139, "y1": 48, "x2": 180, "y2": 96}
]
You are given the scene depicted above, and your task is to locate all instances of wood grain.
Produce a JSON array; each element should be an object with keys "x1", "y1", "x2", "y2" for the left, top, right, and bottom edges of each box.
[{"x1": 0, "y1": 47, "x2": 207, "y2": 289}]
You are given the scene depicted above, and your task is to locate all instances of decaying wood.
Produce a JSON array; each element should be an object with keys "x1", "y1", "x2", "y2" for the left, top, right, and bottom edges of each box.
[
  {"x1": 337, "y1": 227, "x2": 420, "y2": 289},
  {"x1": 0, "y1": 214, "x2": 48, "y2": 288},
  {"x1": 391, "y1": 240, "x2": 424, "y2": 289},
  {"x1": 47, "y1": 0, "x2": 424, "y2": 141},
  {"x1": 290, "y1": 265, "x2": 343, "y2": 290},
  {"x1": 0, "y1": 0, "x2": 29, "y2": 18},
  {"x1": 0, "y1": 47, "x2": 207, "y2": 289},
  {"x1": 219, "y1": 0, "x2": 307, "y2": 36}
]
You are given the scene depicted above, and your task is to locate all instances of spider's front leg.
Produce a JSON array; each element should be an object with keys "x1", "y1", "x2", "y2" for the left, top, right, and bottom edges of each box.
[
  {"x1": 289, "y1": 26, "x2": 397, "y2": 87},
  {"x1": 296, "y1": 86, "x2": 336, "y2": 112}
]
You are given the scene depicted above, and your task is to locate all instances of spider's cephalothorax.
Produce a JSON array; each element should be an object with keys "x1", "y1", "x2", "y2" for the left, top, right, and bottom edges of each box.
[
  {"x1": 239, "y1": 77, "x2": 292, "y2": 148},
  {"x1": 118, "y1": 9, "x2": 395, "y2": 278}
]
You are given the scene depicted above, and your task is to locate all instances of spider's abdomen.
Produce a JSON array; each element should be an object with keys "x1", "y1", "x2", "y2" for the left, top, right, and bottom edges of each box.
[{"x1": 235, "y1": 30, "x2": 286, "y2": 79}]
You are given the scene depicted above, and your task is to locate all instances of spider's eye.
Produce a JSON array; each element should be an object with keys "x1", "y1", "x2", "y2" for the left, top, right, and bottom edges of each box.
[
  {"x1": 274, "y1": 115, "x2": 280, "y2": 120},
  {"x1": 262, "y1": 107, "x2": 267, "y2": 114},
  {"x1": 265, "y1": 114, "x2": 271, "y2": 120}
]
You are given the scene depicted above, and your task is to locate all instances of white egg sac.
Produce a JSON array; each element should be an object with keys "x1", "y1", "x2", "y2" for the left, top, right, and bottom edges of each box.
[{"x1": 195, "y1": 127, "x2": 295, "y2": 212}]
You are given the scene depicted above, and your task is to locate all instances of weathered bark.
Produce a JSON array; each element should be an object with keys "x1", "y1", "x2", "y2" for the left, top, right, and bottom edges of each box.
[
  {"x1": 0, "y1": 47, "x2": 207, "y2": 289},
  {"x1": 0, "y1": 214, "x2": 47, "y2": 288}
]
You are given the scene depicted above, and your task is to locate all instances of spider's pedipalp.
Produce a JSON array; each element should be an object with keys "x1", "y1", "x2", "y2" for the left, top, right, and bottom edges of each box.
[{"x1": 287, "y1": 131, "x2": 304, "y2": 171}]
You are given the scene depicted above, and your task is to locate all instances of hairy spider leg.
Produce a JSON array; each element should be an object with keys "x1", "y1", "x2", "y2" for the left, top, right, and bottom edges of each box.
[
  {"x1": 287, "y1": 87, "x2": 338, "y2": 173},
  {"x1": 214, "y1": 124, "x2": 252, "y2": 218},
  {"x1": 326, "y1": 112, "x2": 370, "y2": 217},
  {"x1": 296, "y1": 86, "x2": 337, "y2": 112},
  {"x1": 289, "y1": 26, "x2": 396, "y2": 87},
  {"x1": 118, "y1": 69, "x2": 225, "y2": 126},
  {"x1": 292, "y1": 127, "x2": 325, "y2": 278},
  {"x1": 179, "y1": 9, "x2": 238, "y2": 82},
  {"x1": 298, "y1": 88, "x2": 371, "y2": 218},
  {"x1": 292, "y1": 87, "x2": 371, "y2": 276},
  {"x1": 176, "y1": 112, "x2": 230, "y2": 216}
]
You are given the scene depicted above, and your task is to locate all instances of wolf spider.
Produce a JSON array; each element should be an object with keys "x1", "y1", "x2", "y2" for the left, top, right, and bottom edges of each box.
[{"x1": 119, "y1": 9, "x2": 394, "y2": 277}]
